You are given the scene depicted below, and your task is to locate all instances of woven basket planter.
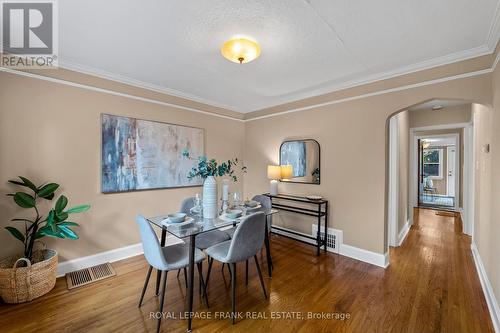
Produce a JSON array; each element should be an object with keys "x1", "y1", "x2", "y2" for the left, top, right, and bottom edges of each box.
[{"x1": 0, "y1": 249, "x2": 58, "y2": 304}]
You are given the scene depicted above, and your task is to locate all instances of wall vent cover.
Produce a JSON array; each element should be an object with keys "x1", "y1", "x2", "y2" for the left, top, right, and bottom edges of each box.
[
  {"x1": 66, "y1": 263, "x2": 116, "y2": 289},
  {"x1": 312, "y1": 225, "x2": 343, "y2": 254}
]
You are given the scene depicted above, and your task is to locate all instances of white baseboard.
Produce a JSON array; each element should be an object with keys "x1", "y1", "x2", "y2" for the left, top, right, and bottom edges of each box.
[
  {"x1": 57, "y1": 235, "x2": 183, "y2": 277},
  {"x1": 339, "y1": 244, "x2": 389, "y2": 268},
  {"x1": 471, "y1": 242, "x2": 500, "y2": 333},
  {"x1": 271, "y1": 226, "x2": 387, "y2": 268},
  {"x1": 398, "y1": 219, "x2": 410, "y2": 246}
]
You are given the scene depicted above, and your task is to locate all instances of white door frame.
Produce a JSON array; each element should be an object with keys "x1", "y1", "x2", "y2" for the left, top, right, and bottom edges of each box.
[
  {"x1": 411, "y1": 133, "x2": 460, "y2": 210},
  {"x1": 388, "y1": 117, "x2": 399, "y2": 248},
  {"x1": 463, "y1": 123, "x2": 474, "y2": 236},
  {"x1": 408, "y1": 123, "x2": 470, "y2": 227},
  {"x1": 446, "y1": 146, "x2": 456, "y2": 196}
]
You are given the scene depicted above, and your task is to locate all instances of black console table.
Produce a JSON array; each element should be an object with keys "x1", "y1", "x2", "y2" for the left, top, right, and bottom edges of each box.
[{"x1": 264, "y1": 193, "x2": 328, "y2": 256}]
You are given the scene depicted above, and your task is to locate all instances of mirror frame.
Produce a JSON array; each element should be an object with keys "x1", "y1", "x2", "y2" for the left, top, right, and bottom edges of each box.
[{"x1": 279, "y1": 139, "x2": 321, "y2": 185}]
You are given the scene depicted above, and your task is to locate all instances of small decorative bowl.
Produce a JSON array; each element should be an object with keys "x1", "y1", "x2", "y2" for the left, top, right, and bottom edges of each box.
[
  {"x1": 244, "y1": 200, "x2": 259, "y2": 208},
  {"x1": 167, "y1": 213, "x2": 186, "y2": 223},
  {"x1": 225, "y1": 209, "x2": 243, "y2": 219}
]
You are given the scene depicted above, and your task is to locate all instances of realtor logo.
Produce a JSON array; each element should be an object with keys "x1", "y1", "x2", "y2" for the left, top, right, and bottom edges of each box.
[{"x1": 1, "y1": 0, "x2": 58, "y2": 68}]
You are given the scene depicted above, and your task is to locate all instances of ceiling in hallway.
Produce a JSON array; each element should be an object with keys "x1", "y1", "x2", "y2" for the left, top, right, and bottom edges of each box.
[{"x1": 59, "y1": 0, "x2": 500, "y2": 112}]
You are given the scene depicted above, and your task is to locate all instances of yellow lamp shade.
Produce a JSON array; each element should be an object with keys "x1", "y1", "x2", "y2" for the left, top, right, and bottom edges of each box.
[
  {"x1": 221, "y1": 37, "x2": 261, "y2": 64},
  {"x1": 280, "y1": 165, "x2": 293, "y2": 180},
  {"x1": 267, "y1": 165, "x2": 281, "y2": 180}
]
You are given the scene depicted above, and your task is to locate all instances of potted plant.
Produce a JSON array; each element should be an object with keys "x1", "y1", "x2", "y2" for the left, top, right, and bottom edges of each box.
[
  {"x1": 183, "y1": 150, "x2": 245, "y2": 218},
  {"x1": 0, "y1": 176, "x2": 90, "y2": 303}
]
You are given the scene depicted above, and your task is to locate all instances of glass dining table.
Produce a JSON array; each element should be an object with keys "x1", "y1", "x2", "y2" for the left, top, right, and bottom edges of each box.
[{"x1": 147, "y1": 206, "x2": 278, "y2": 332}]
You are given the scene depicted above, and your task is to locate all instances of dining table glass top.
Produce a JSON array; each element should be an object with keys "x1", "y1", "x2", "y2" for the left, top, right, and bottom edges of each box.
[{"x1": 147, "y1": 206, "x2": 278, "y2": 239}]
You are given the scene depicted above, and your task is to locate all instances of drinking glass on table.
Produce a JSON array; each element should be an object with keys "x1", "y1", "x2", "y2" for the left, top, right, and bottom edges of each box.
[{"x1": 232, "y1": 191, "x2": 241, "y2": 208}]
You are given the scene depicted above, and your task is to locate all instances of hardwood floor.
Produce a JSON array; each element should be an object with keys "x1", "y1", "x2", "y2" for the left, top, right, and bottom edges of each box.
[{"x1": 0, "y1": 208, "x2": 494, "y2": 332}]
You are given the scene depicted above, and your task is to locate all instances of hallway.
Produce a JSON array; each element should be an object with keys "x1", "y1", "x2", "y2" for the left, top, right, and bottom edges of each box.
[{"x1": 386, "y1": 208, "x2": 493, "y2": 332}]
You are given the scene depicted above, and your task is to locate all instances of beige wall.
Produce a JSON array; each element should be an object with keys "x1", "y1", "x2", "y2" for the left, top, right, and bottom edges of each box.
[
  {"x1": 244, "y1": 73, "x2": 491, "y2": 254},
  {"x1": 487, "y1": 61, "x2": 500, "y2": 311},
  {"x1": 409, "y1": 104, "x2": 471, "y2": 128},
  {"x1": 0, "y1": 71, "x2": 245, "y2": 262},
  {"x1": 473, "y1": 68, "x2": 500, "y2": 306},
  {"x1": 396, "y1": 111, "x2": 410, "y2": 233}
]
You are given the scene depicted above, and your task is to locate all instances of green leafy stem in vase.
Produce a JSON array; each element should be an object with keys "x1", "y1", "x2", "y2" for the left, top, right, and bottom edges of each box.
[
  {"x1": 182, "y1": 149, "x2": 246, "y2": 182},
  {"x1": 5, "y1": 176, "x2": 90, "y2": 262}
]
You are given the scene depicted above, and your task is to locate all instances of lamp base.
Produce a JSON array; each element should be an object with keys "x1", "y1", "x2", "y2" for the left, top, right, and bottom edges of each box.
[{"x1": 270, "y1": 179, "x2": 279, "y2": 196}]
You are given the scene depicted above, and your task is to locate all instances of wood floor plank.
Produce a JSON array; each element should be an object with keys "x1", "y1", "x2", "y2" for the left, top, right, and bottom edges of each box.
[{"x1": 0, "y1": 208, "x2": 494, "y2": 332}]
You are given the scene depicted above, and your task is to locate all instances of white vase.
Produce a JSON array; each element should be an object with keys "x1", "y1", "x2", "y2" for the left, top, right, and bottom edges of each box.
[{"x1": 203, "y1": 176, "x2": 218, "y2": 218}]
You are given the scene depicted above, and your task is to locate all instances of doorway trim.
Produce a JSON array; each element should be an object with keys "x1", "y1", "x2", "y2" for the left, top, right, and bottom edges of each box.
[
  {"x1": 408, "y1": 122, "x2": 471, "y2": 230},
  {"x1": 411, "y1": 132, "x2": 459, "y2": 210},
  {"x1": 388, "y1": 117, "x2": 399, "y2": 248}
]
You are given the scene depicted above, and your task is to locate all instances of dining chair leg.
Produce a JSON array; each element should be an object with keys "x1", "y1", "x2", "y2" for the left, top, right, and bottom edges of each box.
[
  {"x1": 155, "y1": 270, "x2": 162, "y2": 296},
  {"x1": 206, "y1": 257, "x2": 213, "y2": 288},
  {"x1": 199, "y1": 261, "x2": 203, "y2": 295},
  {"x1": 230, "y1": 262, "x2": 237, "y2": 325},
  {"x1": 176, "y1": 269, "x2": 180, "y2": 278},
  {"x1": 183, "y1": 267, "x2": 188, "y2": 289},
  {"x1": 197, "y1": 262, "x2": 209, "y2": 308},
  {"x1": 156, "y1": 271, "x2": 168, "y2": 333},
  {"x1": 245, "y1": 259, "x2": 249, "y2": 286},
  {"x1": 138, "y1": 265, "x2": 153, "y2": 308},
  {"x1": 254, "y1": 255, "x2": 268, "y2": 299}
]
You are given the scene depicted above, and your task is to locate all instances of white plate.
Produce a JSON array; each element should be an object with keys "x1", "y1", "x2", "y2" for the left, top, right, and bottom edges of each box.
[
  {"x1": 306, "y1": 195, "x2": 323, "y2": 200},
  {"x1": 161, "y1": 216, "x2": 194, "y2": 226},
  {"x1": 245, "y1": 203, "x2": 262, "y2": 210},
  {"x1": 219, "y1": 213, "x2": 242, "y2": 222}
]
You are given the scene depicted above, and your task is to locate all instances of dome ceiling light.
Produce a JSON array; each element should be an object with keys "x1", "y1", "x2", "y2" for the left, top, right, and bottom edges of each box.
[{"x1": 221, "y1": 37, "x2": 261, "y2": 64}]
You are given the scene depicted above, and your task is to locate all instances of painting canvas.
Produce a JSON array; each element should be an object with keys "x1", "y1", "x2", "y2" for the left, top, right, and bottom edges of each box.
[
  {"x1": 280, "y1": 141, "x2": 306, "y2": 177},
  {"x1": 101, "y1": 114, "x2": 204, "y2": 192}
]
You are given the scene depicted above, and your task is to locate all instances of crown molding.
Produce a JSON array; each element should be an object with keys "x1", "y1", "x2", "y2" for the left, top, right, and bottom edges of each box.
[
  {"x1": 260, "y1": 45, "x2": 493, "y2": 111},
  {"x1": 245, "y1": 68, "x2": 493, "y2": 121},
  {"x1": 0, "y1": 66, "x2": 245, "y2": 122},
  {"x1": 58, "y1": 60, "x2": 240, "y2": 113},
  {"x1": 60, "y1": 43, "x2": 494, "y2": 114},
  {"x1": 487, "y1": 0, "x2": 500, "y2": 51}
]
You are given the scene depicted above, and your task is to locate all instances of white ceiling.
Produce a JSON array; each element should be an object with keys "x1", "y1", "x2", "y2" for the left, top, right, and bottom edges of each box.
[{"x1": 59, "y1": 0, "x2": 500, "y2": 112}]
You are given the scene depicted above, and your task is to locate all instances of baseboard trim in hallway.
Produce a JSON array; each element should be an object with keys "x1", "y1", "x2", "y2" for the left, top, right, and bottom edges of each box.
[
  {"x1": 398, "y1": 219, "x2": 410, "y2": 246},
  {"x1": 471, "y1": 242, "x2": 500, "y2": 333}
]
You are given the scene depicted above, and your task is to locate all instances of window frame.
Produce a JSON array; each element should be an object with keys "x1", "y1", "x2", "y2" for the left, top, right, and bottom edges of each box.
[{"x1": 422, "y1": 148, "x2": 444, "y2": 180}]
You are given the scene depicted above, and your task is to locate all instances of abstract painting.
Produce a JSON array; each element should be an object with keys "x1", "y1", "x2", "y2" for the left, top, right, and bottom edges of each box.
[
  {"x1": 280, "y1": 141, "x2": 306, "y2": 177},
  {"x1": 101, "y1": 114, "x2": 204, "y2": 193}
]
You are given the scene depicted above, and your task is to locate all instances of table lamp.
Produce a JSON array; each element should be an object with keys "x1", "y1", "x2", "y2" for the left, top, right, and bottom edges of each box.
[
  {"x1": 281, "y1": 165, "x2": 293, "y2": 180},
  {"x1": 267, "y1": 165, "x2": 281, "y2": 195}
]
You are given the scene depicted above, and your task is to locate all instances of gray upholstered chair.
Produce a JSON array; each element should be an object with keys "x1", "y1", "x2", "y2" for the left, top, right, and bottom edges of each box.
[
  {"x1": 136, "y1": 215, "x2": 208, "y2": 333},
  {"x1": 205, "y1": 212, "x2": 268, "y2": 324},
  {"x1": 176, "y1": 197, "x2": 231, "y2": 287},
  {"x1": 223, "y1": 194, "x2": 273, "y2": 282}
]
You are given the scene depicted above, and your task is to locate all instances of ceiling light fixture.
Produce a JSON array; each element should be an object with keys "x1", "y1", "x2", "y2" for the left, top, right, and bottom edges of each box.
[
  {"x1": 221, "y1": 37, "x2": 261, "y2": 64},
  {"x1": 432, "y1": 105, "x2": 444, "y2": 111},
  {"x1": 422, "y1": 140, "x2": 431, "y2": 149}
]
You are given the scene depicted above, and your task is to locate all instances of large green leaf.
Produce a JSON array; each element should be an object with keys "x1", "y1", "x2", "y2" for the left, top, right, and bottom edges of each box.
[
  {"x1": 55, "y1": 211, "x2": 69, "y2": 222},
  {"x1": 66, "y1": 204, "x2": 90, "y2": 214},
  {"x1": 37, "y1": 183, "x2": 59, "y2": 199},
  {"x1": 59, "y1": 226, "x2": 78, "y2": 239},
  {"x1": 13, "y1": 192, "x2": 35, "y2": 208},
  {"x1": 5, "y1": 227, "x2": 25, "y2": 243},
  {"x1": 58, "y1": 221, "x2": 79, "y2": 227},
  {"x1": 55, "y1": 195, "x2": 68, "y2": 213},
  {"x1": 38, "y1": 224, "x2": 63, "y2": 238},
  {"x1": 19, "y1": 177, "x2": 37, "y2": 192}
]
